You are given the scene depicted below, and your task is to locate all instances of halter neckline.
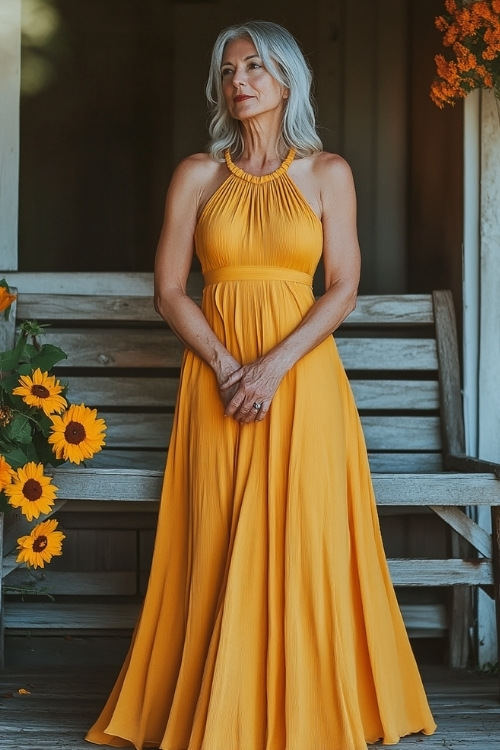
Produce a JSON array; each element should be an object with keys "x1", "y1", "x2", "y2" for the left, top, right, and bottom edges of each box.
[{"x1": 224, "y1": 149, "x2": 295, "y2": 183}]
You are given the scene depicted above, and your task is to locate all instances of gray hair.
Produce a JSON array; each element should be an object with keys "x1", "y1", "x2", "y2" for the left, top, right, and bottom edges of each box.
[{"x1": 206, "y1": 20, "x2": 323, "y2": 161}]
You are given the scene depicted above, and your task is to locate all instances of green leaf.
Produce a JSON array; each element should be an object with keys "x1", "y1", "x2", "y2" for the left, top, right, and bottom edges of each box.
[
  {"x1": 0, "y1": 445, "x2": 31, "y2": 469},
  {"x1": 0, "y1": 349, "x2": 21, "y2": 371},
  {"x1": 3, "y1": 413, "x2": 33, "y2": 444},
  {"x1": 29, "y1": 345, "x2": 67, "y2": 372}
]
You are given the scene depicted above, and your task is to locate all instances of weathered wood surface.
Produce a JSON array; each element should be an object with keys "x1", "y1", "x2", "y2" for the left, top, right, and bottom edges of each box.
[
  {"x1": 388, "y1": 558, "x2": 493, "y2": 586},
  {"x1": 42, "y1": 329, "x2": 439, "y2": 371},
  {"x1": 2, "y1": 601, "x2": 445, "y2": 635},
  {"x1": 13, "y1": 283, "x2": 434, "y2": 324},
  {"x1": 45, "y1": 468, "x2": 500, "y2": 507},
  {"x1": 65, "y1": 375, "x2": 440, "y2": 411},
  {"x1": 95, "y1": 412, "x2": 442, "y2": 451},
  {"x1": 432, "y1": 506, "x2": 493, "y2": 559},
  {"x1": 0, "y1": 663, "x2": 498, "y2": 749},
  {"x1": 433, "y1": 290, "x2": 466, "y2": 458}
]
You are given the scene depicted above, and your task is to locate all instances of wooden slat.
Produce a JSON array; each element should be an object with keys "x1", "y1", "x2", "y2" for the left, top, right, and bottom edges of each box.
[
  {"x1": 336, "y1": 338, "x2": 438, "y2": 370},
  {"x1": 373, "y1": 474, "x2": 500, "y2": 506},
  {"x1": 47, "y1": 329, "x2": 184, "y2": 368},
  {"x1": 65, "y1": 376, "x2": 179, "y2": 408},
  {"x1": 351, "y1": 379, "x2": 439, "y2": 410},
  {"x1": 388, "y1": 558, "x2": 493, "y2": 586},
  {"x1": 431, "y1": 506, "x2": 493, "y2": 558},
  {"x1": 95, "y1": 413, "x2": 441, "y2": 451},
  {"x1": 433, "y1": 290, "x2": 466, "y2": 457},
  {"x1": 50, "y1": 467, "x2": 164, "y2": 502},
  {"x1": 399, "y1": 603, "x2": 447, "y2": 633},
  {"x1": 63, "y1": 376, "x2": 440, "y2": 411},
  {"x1": 42, "y1": 469, "x2": 500, "y2": 508},
  {"x1": 368, "y1": 452, "x2": 443, "y2": 473},
  {"x1": 84, "y1": 449, "x2": 166, "y2": 471},
  {"x1": 18, "y1": 294, "x2": 162, "y2": 322},
  {"x1": 2, "y1": 600, "x2": 445, "y2": 633},
  {"x1": 342, "y1": 294, "x2": 434, "y2": 325},
  {"x1": 4, "y1": 570, "x2": 136, "y2": 595},
  {"x1": 3, "y1": 602, "x2": 140, "y2": 630},
  {"x1": 362, "y1": 416, "x2": 441, "y2": 451}
]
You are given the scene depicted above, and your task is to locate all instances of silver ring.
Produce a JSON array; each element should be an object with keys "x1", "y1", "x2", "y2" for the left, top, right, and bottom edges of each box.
[{"x1": 252, "y1": 401, "x2": 262, "y2": 410}]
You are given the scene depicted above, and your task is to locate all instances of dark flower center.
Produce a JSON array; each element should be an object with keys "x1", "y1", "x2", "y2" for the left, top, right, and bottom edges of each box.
[
  {"x1": 23, "y1": 479, "x2": 43, "y2": 501},
  {"x1": 31, "y1": 385, "x2": 50, "y2": 398},
  {"x1": 64, "y1": 420, "x2": 86, "y2": 445},
  {"x1": 33, "y1": 535, "x2": 48, "y2": 552}
]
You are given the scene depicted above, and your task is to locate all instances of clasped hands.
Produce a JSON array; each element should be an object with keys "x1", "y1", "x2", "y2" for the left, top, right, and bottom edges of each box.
[{"x1": 217, "y1": 355, "x2": 285, "y2": 424}]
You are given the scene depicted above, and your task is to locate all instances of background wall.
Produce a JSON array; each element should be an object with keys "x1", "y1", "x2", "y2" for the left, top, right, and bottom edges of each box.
[{"x1": 18, "y1": 0, "x2": 463, "y2": 305}]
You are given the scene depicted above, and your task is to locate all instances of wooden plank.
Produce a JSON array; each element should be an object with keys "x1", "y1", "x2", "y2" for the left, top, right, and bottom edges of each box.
[
  {"x1": 431, "y1": 506, "x2": 492, "y2": 558},
  {"x1": 362, "y1": 416, "x2": 441, "y2": 451},
  {"x1": 2, "y1": 271, "x2": 155, "y2": 295},
  {"x1": 66, "y1": 376, "x2": 439, "y2": 412},
  {"x1": 373, "y1": 474, "x2": 500, "y2": 506},
  {"x1": 342, "y1": 294, "x2": 434, "y2": 325},
  {"x1": 433, "y1": 290, "x2": 466, "y2": 457},
  {"x1": 3, "y1": 602, "x2": 140, "y2": 629},
  {"x1": 17, "y1": 294, "x2": 162, "y2": 322},
  {"x1": 50, "y1": 467, "x2": 163, "y2": 502},
  {"x1": 41, "y1": 470, "x2": 500, "y2": 509},
  {"x1": 351, "y1": 379, "x2": 439, "y2": 410},
  {"x1": 368, "y1": 452, "x2": 443, "y2": 473},
  {"x1": 399, "y1": 603, "x2": 447, "y2": 634},
  {"x1": 64, "y1": 376, "x2": 179, "y2": 408},
  {"x1": 80, "y1": 449, "x2": 166, "y2": 471},
  {"x1": 45, "y1": 329, "x2": 184, "y2": 368},
  {"x1": 387, "y1": 558, "x2": 493, "y2": 586},
  {"x1": 3, "y1": 570, "x2": 136, "y2": 596},
  {"x1": 336, "y1": 337, "x2": 438, "y2": 370},
  {"x1": 96, "y1": 413, "x2": 441, "y2": 452}
]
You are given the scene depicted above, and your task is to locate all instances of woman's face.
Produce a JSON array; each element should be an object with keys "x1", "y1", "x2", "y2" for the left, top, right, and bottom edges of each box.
[{"x1": 220, "y1": 37, "x2": 288, "y2": 121}]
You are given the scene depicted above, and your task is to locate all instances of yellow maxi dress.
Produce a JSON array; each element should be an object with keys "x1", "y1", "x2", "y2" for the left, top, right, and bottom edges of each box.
[{"x1": 86, "y1": 149, "x2": 437, "y2": 750}]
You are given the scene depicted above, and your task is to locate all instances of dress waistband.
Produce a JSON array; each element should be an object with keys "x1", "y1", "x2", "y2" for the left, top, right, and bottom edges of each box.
[{"x1": 203, "y1": 266, "x2": 313, "y2": 286}]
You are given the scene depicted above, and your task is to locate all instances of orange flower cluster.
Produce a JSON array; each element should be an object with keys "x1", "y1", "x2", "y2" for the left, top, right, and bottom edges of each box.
[{"x1": 431, "y1": 0, "x2": 500, "y2": 107}]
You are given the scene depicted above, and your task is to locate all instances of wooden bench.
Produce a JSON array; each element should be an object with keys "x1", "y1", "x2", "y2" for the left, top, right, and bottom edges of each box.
[{"x1": 1, "y1": 275, "x2": 500, "y2": 671}]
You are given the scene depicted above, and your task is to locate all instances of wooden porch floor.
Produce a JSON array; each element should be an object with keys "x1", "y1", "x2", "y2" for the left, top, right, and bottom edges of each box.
[{"x1": 0, "y1": 641, "x2": 499, "y2": 749}]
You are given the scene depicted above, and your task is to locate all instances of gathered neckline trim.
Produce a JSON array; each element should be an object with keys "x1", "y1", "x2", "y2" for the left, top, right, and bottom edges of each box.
[{"x1": 224, "y1": 149, "x2": 296, "y2": 183}]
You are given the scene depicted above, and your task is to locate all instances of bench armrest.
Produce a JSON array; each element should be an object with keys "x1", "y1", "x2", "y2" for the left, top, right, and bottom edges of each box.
[{"x1": 445, "y1": 453, "x2": 500, "y2": 478}]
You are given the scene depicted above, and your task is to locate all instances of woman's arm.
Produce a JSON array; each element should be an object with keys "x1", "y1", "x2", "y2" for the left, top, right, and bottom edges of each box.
[
  {"x1": 222, "y1": 153, "x2": 360, "y2": 422},
  {"x1": 154, "y1": 156, "x2": 241, "y2": 400}
]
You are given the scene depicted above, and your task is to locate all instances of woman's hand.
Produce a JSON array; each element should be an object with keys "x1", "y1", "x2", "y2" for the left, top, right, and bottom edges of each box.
[
  {"x1": 214, "y1": 357, "x2": 242, "y2": 410},
  {"x1": 220, "y1": 355, "x2": 287, "y2": 423}
]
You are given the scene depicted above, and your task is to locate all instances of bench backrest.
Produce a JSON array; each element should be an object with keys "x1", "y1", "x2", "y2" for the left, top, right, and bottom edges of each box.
[{"x1": 4, "y1": 276, "x2": 463, "y2": 475}]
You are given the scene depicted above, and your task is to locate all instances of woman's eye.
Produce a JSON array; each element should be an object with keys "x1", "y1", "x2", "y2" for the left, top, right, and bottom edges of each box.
[
  {"x1": 249, "y1": 62, "x2": 261, "y2": 70},
  {"x1": 221, "y1": 68, "x2": 233, "y2": 77}
]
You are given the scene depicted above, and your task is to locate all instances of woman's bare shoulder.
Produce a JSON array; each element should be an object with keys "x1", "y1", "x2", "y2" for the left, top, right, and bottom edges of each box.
[{"x1": 172, "y1": 152, "x2": 224, "y2": 185}]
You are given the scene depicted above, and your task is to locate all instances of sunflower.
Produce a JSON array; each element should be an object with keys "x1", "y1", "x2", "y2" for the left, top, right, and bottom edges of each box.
[
  {"x1": 13, "y1": 368, "x2": 68, "y2": 416},
  {"x1": 5, "y1": 462, "x2": 58, "y2": 521},
  {"x1": 49, "y1": 403, "x2": 106, "y2": 465},
  {"x1": 16, "y1": 518, "x2": 65, "y2": 569},
  {"x1": 0, "y1": 286, "x2": 16, "y2": 313},
  {"x1": 0, "y1": 455, "x2": 14, "y2": 491}
]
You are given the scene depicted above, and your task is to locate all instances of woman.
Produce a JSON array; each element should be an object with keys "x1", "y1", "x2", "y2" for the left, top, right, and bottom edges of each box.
[{"x1": 87, "y1": 20, "x2": 436, "y2": 749}]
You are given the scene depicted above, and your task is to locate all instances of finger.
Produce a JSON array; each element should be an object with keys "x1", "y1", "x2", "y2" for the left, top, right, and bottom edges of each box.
[
  {"x1": 220, "y1": 370, "x2": 243, "y2": 390},
  {"x1": 255, "y1": 403, "x2": 268, "y2": 421},
  {"x1": 224, "y1": 390, "x2": 246, "y2": 417}
]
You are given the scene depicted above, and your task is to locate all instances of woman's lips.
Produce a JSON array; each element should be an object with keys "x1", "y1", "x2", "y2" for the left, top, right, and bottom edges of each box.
[{"x1": 234, "y1": 95, "x2": 253, "y2": 102}]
